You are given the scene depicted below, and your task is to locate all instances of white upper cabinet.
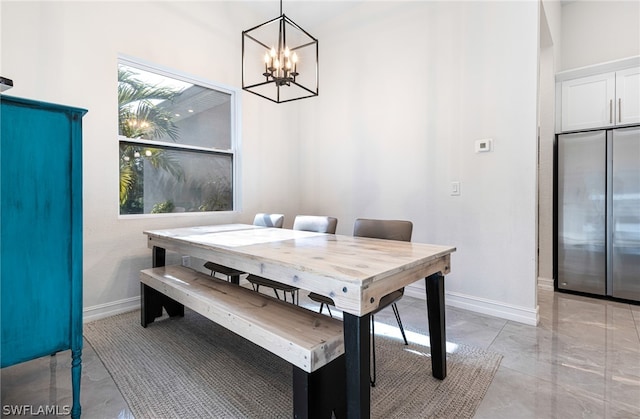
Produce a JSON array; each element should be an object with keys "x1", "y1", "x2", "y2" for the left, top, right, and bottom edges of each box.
[
  {"x1": 616, "y1": 67, "x2": 640, "y2": 126},
  {"x1": 561, "y1": 72, "x2": 615, "y2": 132},
  {"x1": 556, "y1": 57, "x2": 640, "y2": 133}
]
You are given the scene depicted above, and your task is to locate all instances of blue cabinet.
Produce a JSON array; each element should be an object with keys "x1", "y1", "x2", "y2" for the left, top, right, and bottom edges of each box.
[{"x1": 1, "y1": 95, "x2": 86, "y2": 418}]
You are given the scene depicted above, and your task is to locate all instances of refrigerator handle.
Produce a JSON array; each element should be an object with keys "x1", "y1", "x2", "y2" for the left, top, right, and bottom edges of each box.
[{"x1": 606, "y1": 131, "x2": 613, "y2": 296}]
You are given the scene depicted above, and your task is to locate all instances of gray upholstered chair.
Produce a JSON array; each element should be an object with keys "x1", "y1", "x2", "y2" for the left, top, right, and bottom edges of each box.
[
  {"x1": 246, "y1": 215, "x2": 338, "y2": 304},
  {"x1": 251, "y1": 213, "x2": 286, "y2": 228},
  {"x1": 307, "y1": 218, "x2": 413, "y2": 387},
  {"x1": 291, "y1": 215, "x2": 338, "y2": 233},
  {"x1": 204, "y1": 213, "x2": 284, "y2": 281}
]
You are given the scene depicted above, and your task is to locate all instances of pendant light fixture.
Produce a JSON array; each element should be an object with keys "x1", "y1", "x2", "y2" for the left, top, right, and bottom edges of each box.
[{"x1": 242, "y1": 0, "x2": 318, "y2": 103}]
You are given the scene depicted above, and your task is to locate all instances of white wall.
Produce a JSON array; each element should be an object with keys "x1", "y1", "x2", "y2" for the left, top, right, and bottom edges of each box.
[
  {"x1": 561, "y1": 0, "x2": 640, "y2": 70},
  {"x1": 299, "y1": 1, "x2": 540, "y2": 324},
  {"x1": 2, "y1": 1, "x2": 541, "y2": 325}
]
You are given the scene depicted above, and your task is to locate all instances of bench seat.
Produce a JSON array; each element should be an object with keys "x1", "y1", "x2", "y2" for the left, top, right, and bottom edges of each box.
[{"x1": 139, "y1": 265, "x2": 344, "y2": 373}]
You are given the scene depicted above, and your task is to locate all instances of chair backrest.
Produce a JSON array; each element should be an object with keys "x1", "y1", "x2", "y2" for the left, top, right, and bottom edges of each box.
[
  {"x1": 253, "y1": 213, "x2": 285, "y2": 228},
  {"x1": 353, "y1": 218, "x2": 413, "y2": 242},
  {"x1": 293, "y1": 215, "x2": 338, "y2": 234}
]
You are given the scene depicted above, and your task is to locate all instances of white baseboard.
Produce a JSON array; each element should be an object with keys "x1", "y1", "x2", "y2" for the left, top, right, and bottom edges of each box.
[
  {"x1": 405, "y1": 284, "x2": 539, "y2": 326},
  {"x1": 537, "y1": 276, "x2": 554, "y2": 291},
  {"x1": 404, "y1": 284, "x2": 427, "y2": 300},
  {"x1": 445, "y1": 291, "x2": 539, "y2": 326},
  {"x1": 83, "y1": 296, "x2": 140, "y2": 323}
]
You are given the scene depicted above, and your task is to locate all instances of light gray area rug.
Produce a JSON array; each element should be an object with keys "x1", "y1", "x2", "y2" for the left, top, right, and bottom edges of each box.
[{"x1": 84, "y1": 309, "x2": 502, "y2": 419}]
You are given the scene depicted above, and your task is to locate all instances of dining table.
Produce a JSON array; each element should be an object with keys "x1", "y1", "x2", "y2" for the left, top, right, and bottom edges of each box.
[{"x1": 143, "y1": 224, "x2": 456, "y2": 419}]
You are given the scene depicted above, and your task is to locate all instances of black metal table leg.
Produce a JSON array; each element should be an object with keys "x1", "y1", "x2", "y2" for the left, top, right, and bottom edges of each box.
[
  {"x1": 230, "y1": 273, "x2": 240, "y2": 285},
  {"x1": 425, "y1": 272, "x2": 446, "y2": 379},
  {"x1": 141, "y1": 246, "x2": 184, "y2": 327},
  {"x1": 152, "y1": 246, "x2": 166, "y2": 268},
  {"x1": 343, "y1": 313, "x2": 371, "y2": 419}
]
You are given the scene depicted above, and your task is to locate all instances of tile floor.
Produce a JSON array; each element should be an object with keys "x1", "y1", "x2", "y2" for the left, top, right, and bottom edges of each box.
[{"x1": 2, "y1": 287, "x2": 639, "y2": 418}]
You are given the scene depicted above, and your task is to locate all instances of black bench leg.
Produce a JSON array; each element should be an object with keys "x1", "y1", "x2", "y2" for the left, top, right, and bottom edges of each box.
[
  {"x1": 163, "y1": 295, "x2": 185, "y2": 317},
  {"x1": 141, "y1": 283, "x2": 184, "y2": 328},
  {"x1": 141, "y1": 283, "x2": 162, "y2": 327},
  {"x1": 292, "y1": 355, "x2": 346, "y2": 419}
]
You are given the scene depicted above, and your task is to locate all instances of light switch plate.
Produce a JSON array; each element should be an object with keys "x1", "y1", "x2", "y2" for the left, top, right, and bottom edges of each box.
[
  {"x1": 451, "y1": 181, "x2": 460, "y2": 196},
  {"x1": 181, "y1": 255, "x2": 191, "y2": 267}
]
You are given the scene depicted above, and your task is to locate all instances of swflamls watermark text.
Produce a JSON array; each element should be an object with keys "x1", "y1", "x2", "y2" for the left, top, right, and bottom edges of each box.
[{"x1": 2, "y1": 404, "x2": 71, "y2": 416}]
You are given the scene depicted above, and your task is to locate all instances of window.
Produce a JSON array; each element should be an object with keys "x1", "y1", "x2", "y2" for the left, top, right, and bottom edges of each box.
[{"x1": 118, "y1": 57, "x2": 239, "y2": 215}]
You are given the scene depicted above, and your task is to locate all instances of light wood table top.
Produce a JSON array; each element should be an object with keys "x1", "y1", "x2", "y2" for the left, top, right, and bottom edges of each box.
[{"x1": 145, "y1": 224, "x2": 455, "y2": 317}]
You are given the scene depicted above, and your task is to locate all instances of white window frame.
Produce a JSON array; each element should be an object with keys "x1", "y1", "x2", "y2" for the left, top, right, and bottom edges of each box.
[{"x1": 117, "y1": 54, "x2": 242, "y2": 218}]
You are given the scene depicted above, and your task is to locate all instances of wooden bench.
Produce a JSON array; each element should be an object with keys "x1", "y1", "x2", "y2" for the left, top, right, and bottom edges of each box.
[{"x1": 140, "y1": 265, "x2": 346, "y2": 418}]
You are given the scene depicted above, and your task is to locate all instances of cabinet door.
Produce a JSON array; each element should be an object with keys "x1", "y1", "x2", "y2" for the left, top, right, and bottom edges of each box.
[
  {"x1": 616, "y1": 67, "x2": 640, "y2": 126},
  {"x1": 561, "y1": 72, "x2": 615, "y2": 132}
]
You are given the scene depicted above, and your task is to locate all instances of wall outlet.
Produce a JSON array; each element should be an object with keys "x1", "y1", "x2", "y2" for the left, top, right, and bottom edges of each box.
[{"x1": 181, "y1": 255, "x2": 191, "y2": 267}]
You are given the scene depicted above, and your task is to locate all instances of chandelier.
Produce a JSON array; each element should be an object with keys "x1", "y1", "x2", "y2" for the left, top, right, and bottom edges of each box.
[{"x1": 242, "y1": 0, "x2": 318, "y2": 103}]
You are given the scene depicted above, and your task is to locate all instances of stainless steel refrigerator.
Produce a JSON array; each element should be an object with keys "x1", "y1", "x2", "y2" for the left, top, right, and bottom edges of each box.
[{"x1": 556, "y1": 126, "x2": 640, "y2": 301}]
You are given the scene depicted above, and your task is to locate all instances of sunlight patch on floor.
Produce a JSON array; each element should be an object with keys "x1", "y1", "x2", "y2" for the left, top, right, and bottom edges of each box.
[{"x1": 373, "y1": 321, "x2": 460, "y2": 353}]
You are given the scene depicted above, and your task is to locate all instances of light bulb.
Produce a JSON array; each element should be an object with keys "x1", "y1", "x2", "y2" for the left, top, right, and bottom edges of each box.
[
  {"x1": 270, "y1": 47, "x2": 276, "y2": 57},
  {"x1": 284, "y1": 47, "x2": 290, "y2": 58}
]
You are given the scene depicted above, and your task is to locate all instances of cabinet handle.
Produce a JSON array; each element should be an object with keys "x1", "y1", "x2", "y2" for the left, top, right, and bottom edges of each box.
[
  {"x1": 610, "y1": 99, "x2": 613, "y2": 123},
  {"x1": 618, "y1": 98, "x2": 622, "y2": 123}
]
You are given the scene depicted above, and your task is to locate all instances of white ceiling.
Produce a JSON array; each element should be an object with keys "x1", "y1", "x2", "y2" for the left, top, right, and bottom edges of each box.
[{"x1": 240, "y1": 0, "x2": 364, "y2": 30}]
